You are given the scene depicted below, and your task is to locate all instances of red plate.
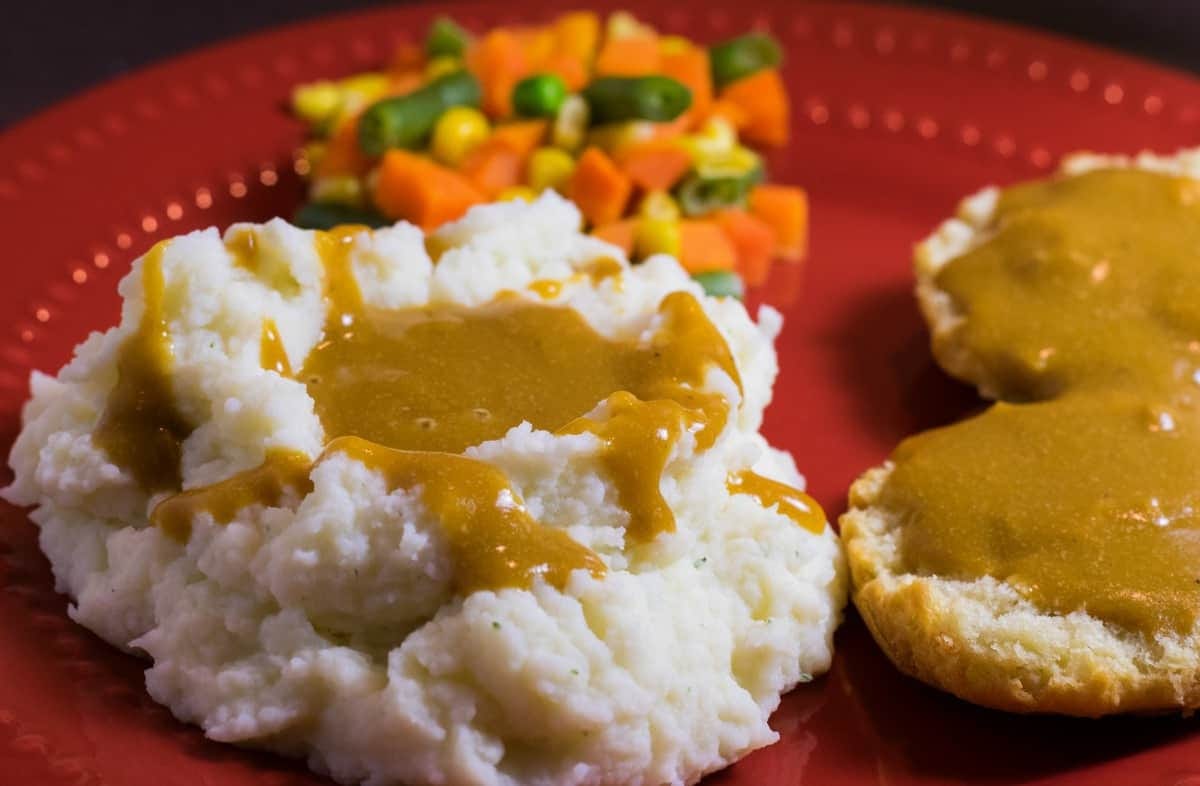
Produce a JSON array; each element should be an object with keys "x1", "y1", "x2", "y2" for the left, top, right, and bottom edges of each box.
[{"x1": 3, "y1": 2, "x2": 1200, "y2": 784}]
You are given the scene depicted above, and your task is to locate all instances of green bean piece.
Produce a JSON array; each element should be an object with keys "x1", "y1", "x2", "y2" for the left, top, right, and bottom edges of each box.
[
  {"x1": 294, "y1": 202, "x2": 390, "y2": 231},
  {"x1": 427, "y1": 17, "x2": 471, "y2": 58},
  {"x1": 357, "y1": 71, "x2": 482, "y2": 156},
  {"x1": 709, "y1": 32, "x2": 782, "y2": 88},
  {"x1": 582, "y1": 76, "x2": 692, "y2": 124},
  {"x1": 675, "y1": 164, "x2": 764, "y2": 217},
  {"x1": 513, "y1": 74, "x2": 569, "y2": 118},
  {"x1": 692, "y1": 270, "x2": 745, "y2": 299}
]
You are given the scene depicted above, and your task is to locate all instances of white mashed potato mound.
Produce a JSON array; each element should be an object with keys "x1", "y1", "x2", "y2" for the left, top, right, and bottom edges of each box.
[{"x1": 5, "y1": 193, "x2": 846, "y2": 786}]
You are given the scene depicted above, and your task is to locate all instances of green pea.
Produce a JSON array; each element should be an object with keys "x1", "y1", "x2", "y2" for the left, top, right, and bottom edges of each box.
[
  {"x1": 709, "y1": 32, "x2": 782, "y2": 88},
  {"x1": 357, "y1": 71, "x2": 482, "y2": 155},
  {"x1": 513, "y1": 74, "x2": 569, "y2": 118},
  {"x1": 582, "y1": 76, "x2": 692, "y2": 124},
  {"x1": 294, "y1": 202, "x2": 390, "y2": 231},
  {"x1": 692, "y1": 270, "x2": 745, "y2": 299},
  {"x1": 426, "y1": 17, "x2": 471, "y2": 58}
]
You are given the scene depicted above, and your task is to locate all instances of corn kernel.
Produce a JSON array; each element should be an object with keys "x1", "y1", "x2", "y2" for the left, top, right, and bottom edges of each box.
[
  {"x1": 431, "y1": 106, "x2": 490, "y2": 166},
  {"x1": 527, "y1": 147, "x2": 577, "y2": 193},
  {"x1": 311, "y1": 175, "x2": 364, "y2": 206},
  {"x1": 586, "y1": 121, "x2": 656, "y2": 153},
  {"x1": 696, "y1": 145, "x2": 762, "y2": 178},
  {"x1": 292, "y1": 80, "x2": 341, "y2": 126},
  {"x1": 702, "y1": 116, "x2": 738, "y2": 145},
  {"x1": 639, "y1": 191, "x2": 681, "y2": 221},
  {"x1": 635, "y1": 218, "x2": 682, "y2": 259},
  {"x1": 340, "y1": 72, "x2": 391, "y2": 101},
  {"x1": 498, "y1": 186, "x2": 538, "y2": 202},
  {"x1": 660, "y1": 35, "x2": 692, "y2": 56},
  {"x1": 425, "y1": 55, "x2": 463, "y2": 80},
  {"x1": 552, "y1": 95, "x2": 590, "y2": 153},
  {"x1": 326, "y1": 73, "x2": 392, "y2": 131},
  {"x1": 680, "y1": 116, "x2": 738, "y2": 160},
  {"x1": 606, "y1": 10, "x2": 655, "y2": 40}
]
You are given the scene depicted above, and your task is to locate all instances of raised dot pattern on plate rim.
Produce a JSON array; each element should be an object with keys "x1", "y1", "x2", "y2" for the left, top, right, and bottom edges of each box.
[
  {"x1": 0, "y1": 5, "x2": 1198, "y2": 783},
  {"x1": 2, "y1": 6, "x2": 1187, "y2": 407}
]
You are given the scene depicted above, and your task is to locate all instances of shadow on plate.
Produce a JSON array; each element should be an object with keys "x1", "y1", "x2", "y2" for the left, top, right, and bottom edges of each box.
[
  {"x1": 826, "y1": 279, "x2": 982, "y2": 446},
  {"x1": 815, "y1": 612, "x2": 1197, "y2": 783}
]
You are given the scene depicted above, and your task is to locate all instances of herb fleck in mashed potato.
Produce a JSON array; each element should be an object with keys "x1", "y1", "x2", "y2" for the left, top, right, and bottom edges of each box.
[{"x1": 5, "y1": 193, "x2": 845, "y2": 785}]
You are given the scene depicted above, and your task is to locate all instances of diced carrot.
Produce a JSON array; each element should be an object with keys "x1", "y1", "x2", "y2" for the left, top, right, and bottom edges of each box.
[
  {"x1": 458, "y1": 120, "x2": 547, "y2": 196},
  {"x1": 568, "y1": 147, "x2": 633, "y2": 227},
  {"x1": 542, "y1": 12, "x2": 598, "y2": 91},
  {"x1": 316, "y1": 114, "x2": 371, "y2": 177},
  {"x1": 387, "y1": 70, "x2": 425, "y2": 97},
  {"x1": 515, "y1": 26, "x2": 557, "y2": 67},
  {"x1": 594, "y1": 35, "x2": 661, "y2": 77},
  {"x1": 704, "y1": 98, "x2": 749, "y2": 130},
  {"x1": 554, "y1": 11, "x2": 600, "y2": 64},
  {"x1": 591, "y1": 219, "x2": 637, "y2": 256},
  {"x1": 614, "y1": 140, "x2": 692, "y2": 192},
  {"x1": 467, "y1": 29, "x2": 531, "y2": 118},
  {"x1": 719, "y1": 68, "x2": 790, "y2": 147},
  {"x1": 374, "y1": 150, "x2": 485, "y2": 230},
  {"x1": 489, "y1": 119, "x2": 549, "y2": 159},
  {"x1": 646, "y1": 114, "x2": 693, "y2": 140},
  {"x1": 459, "y1": 140, "x2": 524, "y2": 197},
  {"x1": 541, "y1": 51, "x2": 589, "y2": 91},
  {"x1": 715, "y1": 209, "x2": 775, "y2": 286},
  {"x1": 660, "y1": 47, "x2": 712, "y2": 121},
  {"x1": 389, "y1": 42, "x2": 425, "y2": 74},
  {"x1": 678, "y1": 220, "x2": 737, "y2": 273},
  {"x1": 749, "y1": 184, "x2": 809, "y2": 260}
]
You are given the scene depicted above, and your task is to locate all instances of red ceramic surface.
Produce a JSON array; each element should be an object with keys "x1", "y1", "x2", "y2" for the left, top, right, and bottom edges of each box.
[{"x1": 2, "y1": 2, "x2": 1200, "y2": 784}]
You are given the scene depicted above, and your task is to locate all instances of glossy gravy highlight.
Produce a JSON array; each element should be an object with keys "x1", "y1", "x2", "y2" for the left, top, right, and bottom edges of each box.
[
  {"x1": 101, "y1": 227, "x2": 747, "y2": 592},
  {"x1": 260, "y1": 319, "x2": 291, "y2": 376},
  {"x1": 298, "y1": 230, "x2": 740, "y2": 546},
  {"x1": 882, "y1": 169, "x2": 1200, "y2": 634},
  {"x1": 727, "y1": 470, "x2": 825, "y2": 534}
]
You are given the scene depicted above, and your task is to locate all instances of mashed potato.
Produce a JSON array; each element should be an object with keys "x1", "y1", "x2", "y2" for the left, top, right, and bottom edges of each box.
[{"x1": 4, "y1": 193, "x2": 846, "y2": 785}]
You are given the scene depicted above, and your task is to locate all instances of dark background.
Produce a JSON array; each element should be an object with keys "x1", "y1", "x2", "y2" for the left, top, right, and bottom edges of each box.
[{"x1": 4, "y1": 1, "x2": 1200, "y2": 130}]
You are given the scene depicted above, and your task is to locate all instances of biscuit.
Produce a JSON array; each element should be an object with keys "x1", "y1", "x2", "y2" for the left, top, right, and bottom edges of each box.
[{"x1": 842, "y1": 149, "x2": 1200, "y2": 716}]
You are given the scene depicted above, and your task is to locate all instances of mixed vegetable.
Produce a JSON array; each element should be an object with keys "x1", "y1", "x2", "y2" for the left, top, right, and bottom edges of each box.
[{"x1": 289, "y1": 11, "x2": 809, "y2": 296}]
